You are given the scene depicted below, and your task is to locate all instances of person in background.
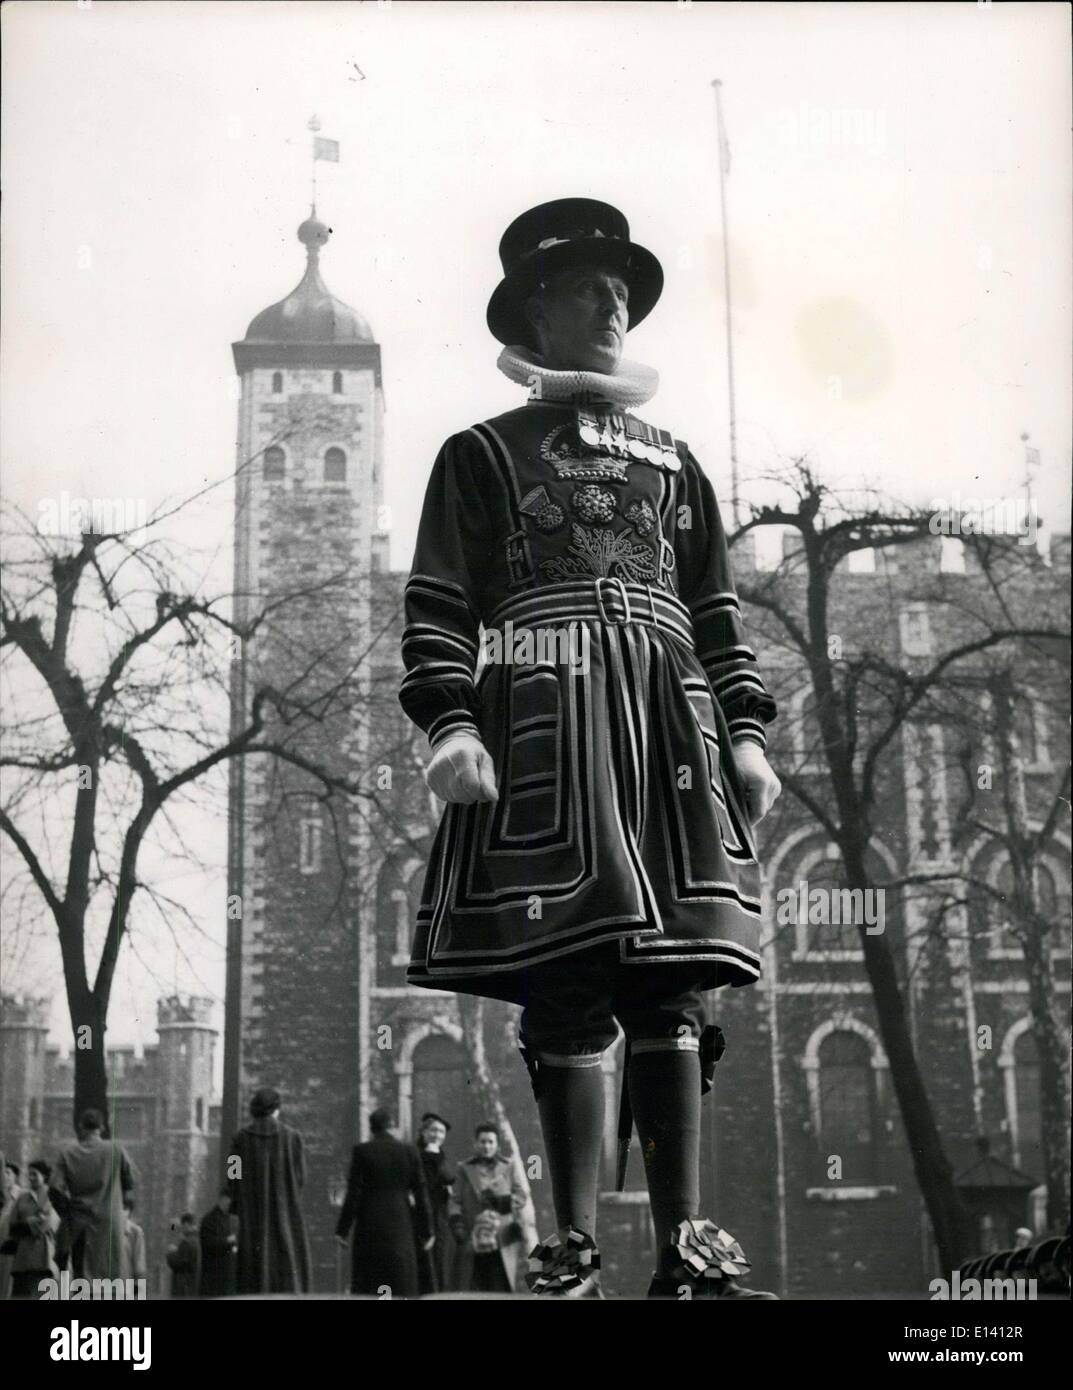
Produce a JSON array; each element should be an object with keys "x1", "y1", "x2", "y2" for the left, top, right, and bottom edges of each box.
[
  {"x1": 416, "y1": 1112, "x2": 455, "y2": 1294},
  {"x1": 227, "y1": 1087, "x2": 311, "y2": 1294},
  {"x1": 8, "y1": 1160, "x2": 59, "y2": 1298},
  {"x1": 166, "y1": 1212, "x2": 200, "y2": 1298},
  {"x1": 123, "y1": 1195, "x2": 147, "y2": 1285},
  {"x1": 449, "y1": 1123, "x2": 535, "y2": 1295},
  {"x1": 0, "y1": 1161, "x2": 23, "y2": 1298},
  {"x1": 199, "y1": 1188, "x2": 238, "y2": 1297},
  {"x1": 50, "y1": 1108, "x2": 135, "y2": 1280},
  {"x1": 336, "y1": 1108, "x2": 433, "y2": 1298}
]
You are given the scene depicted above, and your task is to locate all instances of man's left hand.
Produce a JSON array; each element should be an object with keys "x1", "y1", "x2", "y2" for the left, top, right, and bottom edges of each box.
[{"x1": 732, "y1": 742, "x2": 782, "y2": 824}]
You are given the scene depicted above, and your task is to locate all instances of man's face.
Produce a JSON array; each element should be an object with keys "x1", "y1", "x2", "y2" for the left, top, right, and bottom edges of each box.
[
  {"x1": 182, "y1": 1219, "x2": 197, "y2": 1237},
  {"x1": 474, "y1": 1130, "x2": 499, "y2": 1159},
  {"x1": 2, "y1": 1166, "x2": 15, "y2": 1195},
  {"x1": 527, "y1": 264, "x2": 629, "y2": 373},
  {"x1": 28, "y1": 1168, "x2": 45, "y2": 1192},
  {"x1": 422, "y1": 1121, "x2": 447, "y2": 1149},
  {"x1": 217, "y1": 1194, "x2": 231, "y2": 1214}
]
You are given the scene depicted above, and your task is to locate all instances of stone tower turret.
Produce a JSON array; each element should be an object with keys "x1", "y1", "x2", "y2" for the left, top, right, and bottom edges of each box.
[
  {"x1": 155, "y1": 995, "x2": 216, "y2": 1230},
  {"x1": 0, "y1": 994, "x2": 50, "y2": 1171}
]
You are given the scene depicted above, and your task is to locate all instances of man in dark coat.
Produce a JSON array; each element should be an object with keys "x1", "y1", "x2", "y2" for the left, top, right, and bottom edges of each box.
[
  {"x1": 336, "y1": 1108, "x2": 433, "y2": 1298},
  {"x1": 50, "y1": 1108, "x2": 135, "y2": 1279},
  {"x1": 415, "y1": 1112, "x2": 455, "y2": 1294},
  {"x1": 198, "y1": 1189, "x2": 238, "y2": 1297},
  {"x1": 227, "y1": 1087, "x2": 311, "y2": 1294},
  {"x1": 166, "y1": 1212, "x2": 200, "y2": 1298}
]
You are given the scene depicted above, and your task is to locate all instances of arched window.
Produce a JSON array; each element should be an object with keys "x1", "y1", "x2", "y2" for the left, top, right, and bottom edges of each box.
[
  {"x1": 411, "y1": 1033, "x2": 478, "y2": 1144},
  {"x1": 332, "y1": 370, "x2": 343, "y2": 394},
  {"x1": 195, "y1": 1098, "x2": 204, "y2": 1131},
  {"x1": 263, "y1": 445, "x2": 285, "y2": 482},
  {"x1": 982, "y1": 860, "x2": 1065, "y2": 958},
  {"x1": 271, "y1": 371, "x2": 283, "y2": 394},
  {"x1": 1011, "y1": 1030, "x2": 1041, "y2": 1178},
  {"x1": 793, "y1": 856, "x2": 861, "y2": 956},
  {"x1": 29, "y1": 1097, "x2": 39, "y2": 1129},
  {"x1": 818, "y1": 1031, "x2": 878, "y2": 1183},
  {"x1": 324, "y1": 446, "x2": 347, "y2": 483},
  {"x1": 788, "y1": 688, "x2": 824, "y2": 772}
]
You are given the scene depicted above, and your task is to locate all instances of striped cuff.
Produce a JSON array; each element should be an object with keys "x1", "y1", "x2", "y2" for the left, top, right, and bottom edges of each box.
[
  {"x1": 728, "y1": 716, "x2": 768, "y2": 752},
  {"x1": 428, "y1": 709, "x2": 482, "y2": 752}
]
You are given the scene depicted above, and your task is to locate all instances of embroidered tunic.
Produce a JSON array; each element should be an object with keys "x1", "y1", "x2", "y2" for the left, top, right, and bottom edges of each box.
[{"x1": 400, "y1": 402, "x2": 777, "y2": 1003}]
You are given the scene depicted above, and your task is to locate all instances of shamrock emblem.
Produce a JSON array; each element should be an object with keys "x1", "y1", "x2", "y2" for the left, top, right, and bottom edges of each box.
[{"x1": 625, "y1": 498, "x2": 657, "y2": 536}]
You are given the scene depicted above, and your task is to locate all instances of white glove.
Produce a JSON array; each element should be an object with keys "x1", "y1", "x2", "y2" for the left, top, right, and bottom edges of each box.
[
  {"x1": 425, "y1": 732, "x2": 499, "y2": 804},
  {"x1": 732, "y1": 740, "x2": 782, "y2": 825}
]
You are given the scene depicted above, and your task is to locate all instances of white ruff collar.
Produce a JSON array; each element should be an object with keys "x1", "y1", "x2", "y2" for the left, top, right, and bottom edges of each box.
[{"x1": 497, "y1": 345, "x2": 659, "y2": 409}]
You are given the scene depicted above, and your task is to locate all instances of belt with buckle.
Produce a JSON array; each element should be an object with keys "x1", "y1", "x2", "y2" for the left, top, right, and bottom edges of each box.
[{"x1": 489, "y1": 581, "x2": 694, "y2": 648}]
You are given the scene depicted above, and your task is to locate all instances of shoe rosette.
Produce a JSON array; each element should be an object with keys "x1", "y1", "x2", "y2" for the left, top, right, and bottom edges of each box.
[
  {"x1": 526, "y1": 1228, "x2": 601, "y2": 1296},
  {"x1": 667, "y1": 1218, "x2": 751, "y2": 1287}
]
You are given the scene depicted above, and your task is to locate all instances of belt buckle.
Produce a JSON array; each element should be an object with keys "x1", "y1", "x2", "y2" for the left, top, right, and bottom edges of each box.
[{"x1": 595, "y1": 576, "x2": 631, "y2": 624}]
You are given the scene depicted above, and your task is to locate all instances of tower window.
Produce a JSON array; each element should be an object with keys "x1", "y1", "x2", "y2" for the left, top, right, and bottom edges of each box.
[
  {"x1": 299, "y1": 815, "x2": 322, "y2": 874},
  {"x1": 332, "y1": 371, "x2": 343, "y2": 394},
  {"x1": 195, "y1": 1098, "x2": 204, "y2": 1131},
  {"x1": 324, "y1": 447, "x2": 347, "y2": 483},
  {"x1": 818, "y1": 1030, "x2": 879, "y2": 1183},
  {"x1": 263, "y1": 446, "x2": 286, "y2": 482},
  {"x1": 272, "y1": 372, "x2": 283, "y2": 394}
]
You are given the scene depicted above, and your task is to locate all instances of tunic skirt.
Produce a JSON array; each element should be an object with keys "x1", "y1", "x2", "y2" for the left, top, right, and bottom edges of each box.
[{"x1": 400, "y1": 403, "x2": 777, "y2": 1005}]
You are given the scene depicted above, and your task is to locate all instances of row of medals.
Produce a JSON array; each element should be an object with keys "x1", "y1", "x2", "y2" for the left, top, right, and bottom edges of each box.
[{"x1": 576, "y1": 406, "x2": 681, "y2": 472}]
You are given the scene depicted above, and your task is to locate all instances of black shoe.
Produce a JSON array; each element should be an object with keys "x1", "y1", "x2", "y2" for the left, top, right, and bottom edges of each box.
[
  {"x1": 646, "y1": 1219, "x2": 779, "y2": 1300},
  {"x1": 526, "y1": 1228, "x2": 603, "y2": 1298}
]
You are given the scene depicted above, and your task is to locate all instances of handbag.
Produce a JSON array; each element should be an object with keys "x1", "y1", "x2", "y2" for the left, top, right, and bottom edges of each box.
[{"x1": 471, "y1": 1209, "x2": 500, "y2": 1255}]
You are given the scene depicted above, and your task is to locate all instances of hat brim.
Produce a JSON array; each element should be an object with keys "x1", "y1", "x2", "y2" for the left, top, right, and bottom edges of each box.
[{"x1": 486, "y1": 237, "x2": 663, "y2": 346}]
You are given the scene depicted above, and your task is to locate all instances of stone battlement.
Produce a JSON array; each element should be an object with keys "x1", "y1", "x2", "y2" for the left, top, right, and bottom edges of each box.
[
  {"x1": 157, "y1": 994, "x2": 215, "y2": 1029},
  {"x1": 0, "y1": 993, "x2": 50, "y2": 1030}
]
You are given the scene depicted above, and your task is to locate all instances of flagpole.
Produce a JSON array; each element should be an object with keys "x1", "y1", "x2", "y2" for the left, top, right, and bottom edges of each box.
[
  {"x1": 308, "y1": 113, "x2": 321, "y2": 214},
  {"x1": 712, "y1": 79, "x2": 740, "y2": 527}
]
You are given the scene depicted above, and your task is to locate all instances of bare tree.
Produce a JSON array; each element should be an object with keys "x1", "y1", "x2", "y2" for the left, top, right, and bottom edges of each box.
[
  {"x1": 0, "y1": 493, "x2": 407, "y2": 1128},
  {"x1": 732, "y1": 459, "x2": 1069, "y2": 1270}
]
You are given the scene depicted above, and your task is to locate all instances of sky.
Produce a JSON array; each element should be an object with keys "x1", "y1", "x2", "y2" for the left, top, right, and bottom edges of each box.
[{"x1": 2, "y1": 0, "x2": 1070, "y2": 1052}]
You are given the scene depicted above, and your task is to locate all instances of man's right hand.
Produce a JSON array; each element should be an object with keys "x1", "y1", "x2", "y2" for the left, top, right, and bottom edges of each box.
[{"x1": 425, "y1": 733, "x2": 498, "y2": 804}]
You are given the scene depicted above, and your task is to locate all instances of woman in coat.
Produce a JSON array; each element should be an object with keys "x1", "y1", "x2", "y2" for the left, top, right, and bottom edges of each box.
[
  {"x1": 416, "y1": 1113, "x2": 455, "y2": 1294},
  {"x1": 8, "y1": 1160, "x2": 59, "y2": 1299},
  {"x1": 448, "y1": 1125, "x2": 536, "y2": 1295}
]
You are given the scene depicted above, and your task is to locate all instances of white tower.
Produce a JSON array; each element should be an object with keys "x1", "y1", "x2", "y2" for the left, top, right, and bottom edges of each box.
[{"x1": 223, "y1": 213, "x2": 385, "y2": 1284}]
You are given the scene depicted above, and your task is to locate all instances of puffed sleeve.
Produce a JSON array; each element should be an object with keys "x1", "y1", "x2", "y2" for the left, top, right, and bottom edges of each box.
[
  {"x1": 674, "y1": 449, "x2": 777, "y2": 750},
  {"x1": 399, "y1": 433, "x2": 491, "y2": 751}
]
